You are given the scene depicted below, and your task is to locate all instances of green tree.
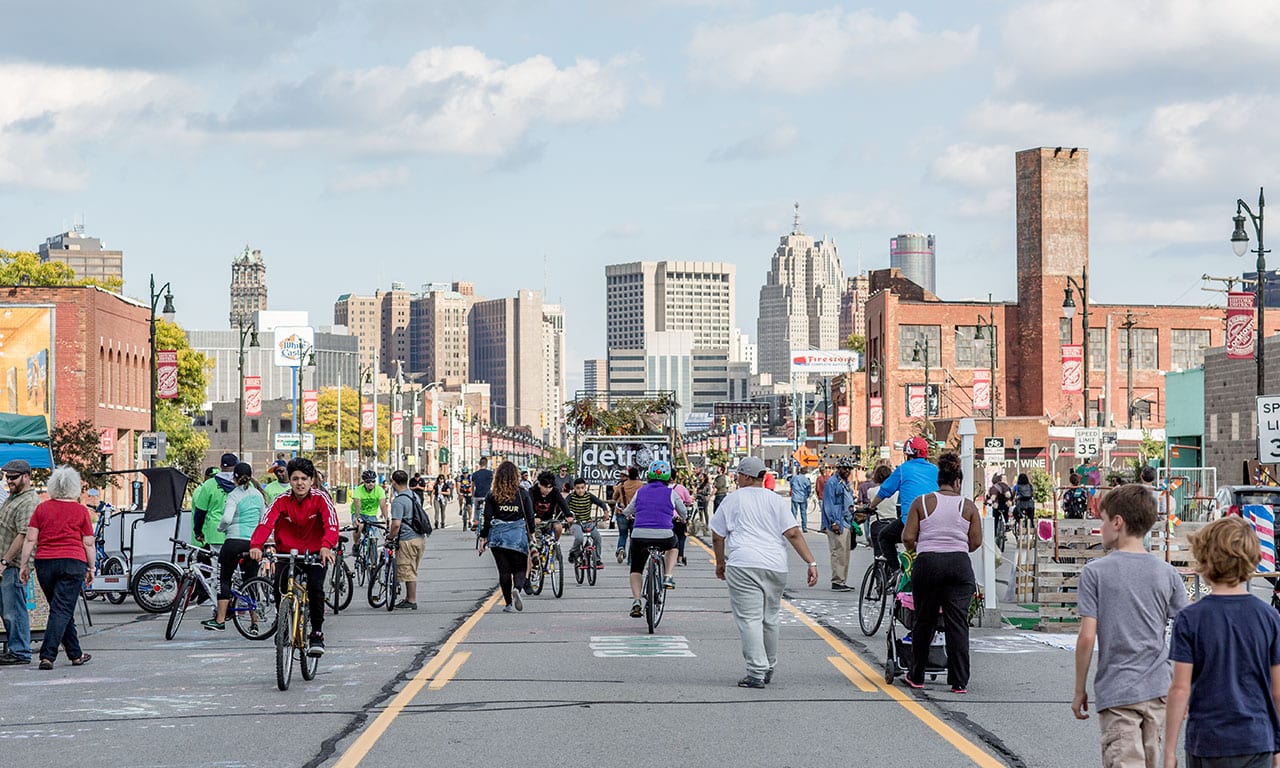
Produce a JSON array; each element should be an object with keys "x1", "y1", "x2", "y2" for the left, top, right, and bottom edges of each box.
[
  {"x1": 51, "y1": 419, "x2": 117, "y2": 490},
  {"x1": 1028, "y1": 467, "x2": 1053, "y2": 508},
  {"x1": 0, "y1": 250, "x2": 124, "y2": 292},
  {"x1": 308, "y1": 386, "x2": 389, "y2": 463},
  {"x1": 152, "y1": 319, "x2": 212, "y2": 478}
]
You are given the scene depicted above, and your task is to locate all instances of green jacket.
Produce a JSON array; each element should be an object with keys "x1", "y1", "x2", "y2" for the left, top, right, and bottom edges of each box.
[
  {"x1": 191, "y1": 476, "x2": 232, "y2": 546},
  {"x1": 263, "y1": 479, "x2": 289, "y2": 506}
]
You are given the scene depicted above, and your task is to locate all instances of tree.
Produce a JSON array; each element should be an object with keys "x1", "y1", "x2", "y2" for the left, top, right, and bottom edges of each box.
[
  {"x1": 152, "y1": 319, "x2": 212, "y2": 478},
  {"x1": 0, "y1": 250, "x2": 124, "y2": 292},
  {"x1": 845, "y1": 333, "x2": 865, "y2": 354},
  {"x1": 51, "y1": 420, "x2": 117, "y2": 490},
  {"x1": 565, "y1": 393, "x2": 678, "y2": 436},
  {"x1": 308, "y1": 386, "x2": 390, "y2": 463}
]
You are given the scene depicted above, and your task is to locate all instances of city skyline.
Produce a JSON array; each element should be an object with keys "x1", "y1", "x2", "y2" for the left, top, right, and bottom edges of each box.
[{"x1": 2, "y1": 2, "x2": 1278, "y2": 397}]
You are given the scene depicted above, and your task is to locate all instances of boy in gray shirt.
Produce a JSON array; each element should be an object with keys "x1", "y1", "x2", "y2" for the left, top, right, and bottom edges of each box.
[{"x1": 1073, "y1": 483, "x2": 1188, "y2": 768}]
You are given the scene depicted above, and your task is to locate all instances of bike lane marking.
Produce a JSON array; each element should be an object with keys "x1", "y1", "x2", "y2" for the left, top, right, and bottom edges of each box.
[
  {"x1": 332, "y1": 589, "x2": 501, "y2": 768},
  {"x1": 688, "y1": 535, "x2": 1004, "y2": 768}
]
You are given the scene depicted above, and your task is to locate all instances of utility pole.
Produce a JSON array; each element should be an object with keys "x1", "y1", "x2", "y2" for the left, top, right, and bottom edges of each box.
[{"x1": 1121, "y1": 310, "x2": 1137, "y2": 429}]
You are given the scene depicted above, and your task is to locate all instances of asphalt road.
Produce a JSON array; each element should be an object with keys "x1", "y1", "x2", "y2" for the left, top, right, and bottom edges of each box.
[{"x1": 0, "y1": 515, "x2": 1102, "y2": 768}]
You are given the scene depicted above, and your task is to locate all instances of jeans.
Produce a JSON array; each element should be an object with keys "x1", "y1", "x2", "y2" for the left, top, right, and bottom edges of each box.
[
  {"x1": 791, "y1": 499, "x2": 809, "y2": 530},
  {"x1": 725, "y1": 565, "x2": 787, "y2": 679},
  {"x1": 35, "y1": 558, "x2": 86, "y2": 663},
  {"x1": 1, "y1": 565, "x2": 31, "y2": 660},
  {"x1": 877, "y1": 518, "x2": 905, "y2": 567},
  {"x1": 570, "y1": 522, "x2": 603, "y2": 560},
  {"x1": 614, "y1": 513, "x2": 630, "y2": 553},
  {"x1": 274, "y1": 562, "x2": 327, "y2": 633}
]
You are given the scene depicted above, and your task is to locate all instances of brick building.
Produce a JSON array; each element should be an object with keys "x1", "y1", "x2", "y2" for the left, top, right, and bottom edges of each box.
[
  {"x1": 1203, "y1": 335, "x2": 1280, "y2": 485},
  {"x1": 0, "y1": 286, "x2": 151, "y2": 505},
  {"x1": 862, "y1": 147, "x2": 1278, "y2": 480}
]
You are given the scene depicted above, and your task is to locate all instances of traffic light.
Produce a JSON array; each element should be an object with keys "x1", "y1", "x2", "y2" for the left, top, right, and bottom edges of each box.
[
  {"x1": 719, "y1": 416, "x2": 727, "y2": 429},
  {"x1": 540, "y1": 413, "x2": 546, "y2": 428}
]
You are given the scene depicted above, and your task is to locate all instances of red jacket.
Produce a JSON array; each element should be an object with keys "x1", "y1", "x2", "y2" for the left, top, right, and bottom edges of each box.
[{"x1": 251, "y1": 488, "x2": 339, "y2": 553}]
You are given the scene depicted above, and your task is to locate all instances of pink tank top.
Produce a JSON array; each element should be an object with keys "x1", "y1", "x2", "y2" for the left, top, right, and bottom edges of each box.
[{"x1": 916, "y1": 493, "x2": 970, "y2": 554}]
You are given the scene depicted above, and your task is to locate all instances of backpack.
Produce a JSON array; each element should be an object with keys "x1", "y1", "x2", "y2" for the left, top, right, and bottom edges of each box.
[
  {"x1": 402, "y1": 491, "x2": 433, "y2": 536},
  {"x1": 1017, "y1": 483, "x2": 1034, "y2": 501},
  {"x1": 1063, "y1": 488, "x2": 1088, "y2": 519},
  {"x1": 990, "y1": 483, "x2": 1011, "y2": 511}
]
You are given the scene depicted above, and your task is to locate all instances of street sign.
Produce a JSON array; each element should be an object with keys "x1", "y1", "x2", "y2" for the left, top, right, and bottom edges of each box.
[
  {"x1": 438, "y1": 447, "x2": 450, "y2": 465},
  {"x1": 1074, "y1": 428, "x2": 1102, "y2": 459},
  {"x1": 139, "y1": 432, "x2": 167, "y2": 460},
  {"x1": 983, "y1": 437, "x2": 1005, "y2": 464},
  {"x1": 424, "y1": 424, "x2": 438, "y2": 434},
  {"x1": 273, "y1": 432, "x2": 315, "y2": 451},
  {"x1": 1102, "y1": 431, "x2": 1118, "y2": 446},
  {"x1": 1258, "y1": 396, "x2": 1280, "y2": 464}
]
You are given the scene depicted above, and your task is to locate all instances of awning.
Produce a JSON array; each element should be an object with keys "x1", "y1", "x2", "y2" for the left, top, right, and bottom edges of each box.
[
  {"x1": 0, "y1": 414, "x2": 50, "y2": 443},
  {"x1": 0, "y1": 443, "x2": 53, "y2": 469}
]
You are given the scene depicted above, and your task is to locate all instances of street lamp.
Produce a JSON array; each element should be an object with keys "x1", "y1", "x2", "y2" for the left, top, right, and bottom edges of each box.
[
  {"x1": 357, "y1": 364, "x2": 374, "y2": 468},
  {"x1": 1062, "y1": 269, "x2": 1091, "y2": 426},
  {"x1": 236, "y1": 320, "x2": 259, "y2": 457},
  {"x1": 148, "y1": 274, "x2": 176, "y2": 434},
  {"x1": 911, "y1": 338, "x2": 932, "y2": 438},
  {"x1": 1231, "y1": 187, "x2": 1268, "y2": 398},
  {"x1": 974, "y1": 292, "x2": 998, "y2": 435}
]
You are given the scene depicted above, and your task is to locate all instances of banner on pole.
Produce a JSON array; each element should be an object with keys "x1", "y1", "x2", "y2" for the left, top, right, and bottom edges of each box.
[
  {"x1": 907, "y1": 386, "x2": 925, "y2": 419},
  {"x1": 837, "y1": 406, "x2": 849, "y2": 433},
  {"x1": 869, "y1": 397, "x2": 883, "y2": 428},
  {"x1": 361, "y1": 402, "x2": 374, "y2": 431},
  {"x1": 1227, "y1": 291, "x2": 1257, "y2": 360},
  {"x1": 1061, "y1": 344, "x2": 1083, "y2": 394},
  {"x1": 244, "y1": 376, "x2": 262, "y2": 416},
  {"x1": 973, "y1": 369, "x2": 991, "y2": 410},
  {"x1": 302, "y1": 390, "x2": 319, "y2": 424},
  {"x1": 156, "y1": 350, "x2": 179, "y2": 399},
  {"x1": 392, "y1": 412, "x2": 403, "y2": 436}
]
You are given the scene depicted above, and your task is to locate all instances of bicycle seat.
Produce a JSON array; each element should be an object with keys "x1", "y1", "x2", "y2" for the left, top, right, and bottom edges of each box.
[{"x1": 338, "y1": 535, "x2": 350, "y2": 544}]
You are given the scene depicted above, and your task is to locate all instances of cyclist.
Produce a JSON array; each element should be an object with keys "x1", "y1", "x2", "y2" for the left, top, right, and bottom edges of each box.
[
  {"x1": 351, "y1": 470, "x2": 388, "y2": 554},
  {"x1": 613, "y1": 467, "x2": 643, "y2": 563},
  {"x1": 469, "y1": 458, "x2": 494, "y2": 531},
  {"x1": 457, "y1": 470, "x2": 474, "y2": 518},
  {"x1": 865, "y1": 436, "x2": 939, "y2": 573},
  {"x1": 249, "y1": 457, "x2": 339, "y2": 657},
  {"x1": 566, "y1": 477, "x2": 609, "y2": 569},
  {"x1": 529, "y1": 471, "x2": 569, "y2": 538},
  {"x1": 263, "y1": 460, "x2": 290, "y2": 505},
  {"x1": 204, "y1": 462, "x2": 266, "y2": 631},
  {"x1": 623, "y1": 460, "x2": 685, "y2": 617}
]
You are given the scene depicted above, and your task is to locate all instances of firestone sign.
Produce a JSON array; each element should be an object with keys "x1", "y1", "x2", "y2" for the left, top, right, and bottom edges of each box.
[
  {"x1": 273, "y1": 326, "x2": 315, "y2": 367},
  {"x1": 790, "y1": 351, "x2": 862, "y2": 375}
]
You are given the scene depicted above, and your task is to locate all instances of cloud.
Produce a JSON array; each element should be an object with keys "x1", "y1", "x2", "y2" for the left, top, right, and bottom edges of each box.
[
  {"x1": 929, "y1": 143, "x2": 1014, "y2": 189},
  {"x1": 208, "y1": 47, "x2": 632, "y2": 156},
  {"x1": 688, "y1": 9, "x2": 979, "y2": 92},
  {"x1": 326, "y1": 165, "x2": 410, "y2": 194},
  {"x1": 708, "y1": 123, "x2": 798, "y2": 163},
  {"x1": 601, "y1": 222, "x2": 643, "y2": 239}
]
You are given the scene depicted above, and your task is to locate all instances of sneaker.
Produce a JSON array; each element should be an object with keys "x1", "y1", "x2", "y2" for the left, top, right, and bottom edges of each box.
[
  {"x1": 951, "y1": 687, "x2": 968, "y2": 694},
  {"x1": 307, "y1": 632, "x2": 325, "y2": 657},
  {"x1": 677, "y1": 556, "x2": 687, "y2": 566},
  {"x1": 663, "y1": 576, "x2": 675, "y2": 590},
  {"x1": 201, "y1": 619, "x2": 226, "y2": 632},
  {"x1": 737, "y1": 676, "x2": 766, "y2": 689},
  {"x1": 0, "y1": 653, "x2": 30, "y2": 665},
  {"x1": 831, "y1": 583, "x2": 852, "y2": 592},
  {"x1": 502, "y1": 605, "x2": 517, "y2": 613},
  {"x1": 595, "y1": 561, "x2": 605, "y2": 570},
  {"x1": 629, "y1": 600, "x2": 642, "y2": 618},
  {"x1": 764, "y1": 667, "x2": 775, "y2": 684},
  {"x1": 904, "y1": 678, "x2": 925, "y2": 690},
  {"x1": 512, "y1": 592, "x2": 523, "y2": 612},
  {"x1": 38, "y1": 659, "x2": 53, "y2": 670},
  {"x1": 616, "y1": 549, "x2": 625, "y2": 563},
  {"x1": 522, "y1": 582, "x2": 535, "y2": 596},
  {"x1": 568, "y1": 549, "x2": 579, "y2": 564},
  {"x1": 70, "y1": 653, "x2": 92, "y2": 667},
  {"x1": 394, "y1": 600, "x2": 418, "y2": 610}
]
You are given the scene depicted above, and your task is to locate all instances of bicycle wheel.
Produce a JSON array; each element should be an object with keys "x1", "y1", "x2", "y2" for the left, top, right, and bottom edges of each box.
[
  {"x1": 551, "y1": 545, "x2": 564, "y2": 598},
  {"x1": 574, "y1": 549, "x2": 585, "y2": 584},
  {"x1": 132, "y1": 560, "x2": 182, "y2": 613},
  {"x1": 232, "y1": 577, "x2": 277, "y2": 640},
  {"x1": 645, "y1": 557, "x2": 664, "y2": 634},
  {"x1": 354, "y1": 542, "x2": 369, "y2": 587},
  {"x1": 531, "y1": 549, "x2": 546, "y2": 596},
  {"x1": 299, "y1": 597, "x2": 318, "y2": 681},
  {"x1": 386, "y1": 556, "x2": 399, "y2": 612},
  {"x1": 327, "y1": 561, "x2": 353, "y2": 612},
  {"x1": 858, "y1": 563, "x2": 888, "y2": 636},
  {"x1": 276, "y1": 596, "x2": 295, "y2": 691},
  {"x1": 994, "y1": 515, "x2": 1007, "y2": 553},
  {"x1": 367, "y1": 553, "x2": 389, "y2": 608},
  {"x1": 102, "y1": 556, "x2": 128, "y2": 604},
  {"x1": 164, "y1": 575, "x2": 195, "y2": 640},
  {"x1": 586, "y1": 549, "x2": 598, "y2": 586}
]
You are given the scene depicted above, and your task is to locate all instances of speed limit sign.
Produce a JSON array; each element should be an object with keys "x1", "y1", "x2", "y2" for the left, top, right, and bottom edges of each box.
[{"x1": 1074, "y1": 428, "x2": 1101, "y2": 458}]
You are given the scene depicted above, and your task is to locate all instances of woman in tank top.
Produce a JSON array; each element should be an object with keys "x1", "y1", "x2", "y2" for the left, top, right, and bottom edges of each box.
[{"x1": 902, "y1": 451, "x2": 982, "y2": 694}]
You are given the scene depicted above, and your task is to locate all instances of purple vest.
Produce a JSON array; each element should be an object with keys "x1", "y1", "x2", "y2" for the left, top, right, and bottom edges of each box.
[{"x1": 633, "y1": 482, "x2": 674, "y2": 530}]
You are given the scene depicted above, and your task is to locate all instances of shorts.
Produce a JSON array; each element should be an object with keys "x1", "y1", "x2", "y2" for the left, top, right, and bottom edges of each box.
[
  {"x1": 395, "y1": 537, "x2": 425, "y2": 582},
  {"x1": 629, "y1": 535, "x2": 677, "y2": 574}
]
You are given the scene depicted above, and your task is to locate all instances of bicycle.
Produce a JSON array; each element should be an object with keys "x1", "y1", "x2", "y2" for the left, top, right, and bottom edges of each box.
[
  {"x1": 367, "y1": 536, "x2": 399, "y2": 611},
  {"x1": 84, "y1": 502, "x2": 127, "y2": 605},
  {"x1": 326, "y1": 528, "x2": 355, "y2": 614},
  {"x1": 271, "y1": 551, "x2": 323, "y2": 691},
  {"x1": 164, "y1": 539, "x2": 276, "y2": 641},
  {"x1": 528, "y1": 529, "x2": 564, "y2": 598},
  {"x1": 640, "y1": 544, "x2": 668, "y2": 634},
  {"x1": 992, "y1": 508, "x2": 1008, "y2": 554},
  {"x1": 858, "y1": 554, "x2": 895, "y2": 637},
  {"x1": 572, "y1": 520, "x2": 600, "y2": 587},
  {"x1": 353, "y1": 520, "x2": 386, "y2": 588}
]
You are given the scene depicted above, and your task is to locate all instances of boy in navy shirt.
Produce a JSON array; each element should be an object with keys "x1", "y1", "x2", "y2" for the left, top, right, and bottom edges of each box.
[{"x1": 1165, "y1": 516, "x2": 1280, "y2": 768}]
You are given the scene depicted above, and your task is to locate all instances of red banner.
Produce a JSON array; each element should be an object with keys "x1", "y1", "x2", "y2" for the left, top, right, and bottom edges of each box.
[
  {"x1": 244, "y1": 376, "x2": 262, "y2": 416},
  {"x1": 99, "y1": 428, "x2": 114, "y2": 455},
  {"x1": 413, "y1": 417, "x2": 423, "y2": 435},
  {"x1": 837, "y1": 406, "x2": 850, "y2": 433},
  {"x1": 302, "y1": 390, "x2": 318, "y2": 424},
  {"x1": 1061, "y1": 344, "x2": 1083, "y2": 394},
  {"x1": 391, "y1": 412, "x2": 403, "y2": 436},
  {"x1": 813, "y1": 411, "x2": 826, "y2": 436},
  {"x1": 1227, "y1": 291, "x2": 1256, "y2": 359},
  {"x1": 361, "y1": 402, "x2": 374, "y2": 431},
  {"x1": 908, "y1": 386, "x2": 925, "y2": 419},
  {"x1": 156, "y1": 350, "x2": 179, "y2": 399},
  {"x1": 869, "y1": 396, "x2": 883, "y2": 428},
  {"x1": 973, "y1": 369, "x2": 991, "y2": 410}
]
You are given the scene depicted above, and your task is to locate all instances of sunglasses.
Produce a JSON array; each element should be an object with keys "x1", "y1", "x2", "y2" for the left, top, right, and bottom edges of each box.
[{"x1": 4, "y1": 474, "x2": 22, "y2": 481}]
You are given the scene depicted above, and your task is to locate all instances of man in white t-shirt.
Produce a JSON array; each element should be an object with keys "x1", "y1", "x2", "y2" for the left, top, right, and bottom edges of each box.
[{"x1": 711, "y1": 456, "x2": 819, "y2": 689}]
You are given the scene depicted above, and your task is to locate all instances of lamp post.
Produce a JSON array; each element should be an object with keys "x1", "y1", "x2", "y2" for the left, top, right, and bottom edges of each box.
[
  {"x1": 911, "y1": 339, "x2": 932, "y2": 438},
  {"x1": 1062, "y1": 268, "x2": 1091, "y2": 426},
  {"x1": 148, "y1": 274, "x2": 176, "y2": 434},
  {"x1": 868, "y1": 359, "x2": 880, "y2": 447},
  {"x1": 290, "y1": 343, "x2": 316, "y2": 459},
  {"x1": 357, "y1": 365, "x2": 373, "y2": 469},
  {"x1": 236, "y1": 320, "x2": 259, "y2": 457},
  {"x1": 974, "y1": 292, "x2": 997, "y2": 435},
  {"x1": 1231, "y1": 187, "x2": 1268, "y2": 398}
]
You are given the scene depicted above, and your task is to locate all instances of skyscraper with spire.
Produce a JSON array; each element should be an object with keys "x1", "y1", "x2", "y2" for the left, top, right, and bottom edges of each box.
[
  {"x1": 229, "y1": 246, "x2": 268, "y2": 327},
  {"x1": 757, "y1": 204, "x2": 845, "y2": 381}
]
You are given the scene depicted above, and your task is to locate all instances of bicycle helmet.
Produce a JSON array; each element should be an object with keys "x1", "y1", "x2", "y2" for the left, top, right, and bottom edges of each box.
[
  {"x1": 646, "y1": 460, "x2": 673, "y2": 482},
  {"x1": 904, "y1": 436, "x2": 930, "y2": 458},
  {"x1": 361, "y1": 470, "x2": 377, "y2": 483}
]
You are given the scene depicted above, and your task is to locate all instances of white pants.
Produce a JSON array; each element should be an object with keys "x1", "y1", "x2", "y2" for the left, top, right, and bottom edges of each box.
[{"x1": 725, "y1": 565, "x2": 788, "y2": 679}]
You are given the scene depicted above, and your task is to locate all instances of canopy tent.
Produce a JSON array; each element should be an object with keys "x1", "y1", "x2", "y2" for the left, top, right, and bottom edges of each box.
[{"x1": 0, "y1": 413, "x2": 52, "y2": 468}]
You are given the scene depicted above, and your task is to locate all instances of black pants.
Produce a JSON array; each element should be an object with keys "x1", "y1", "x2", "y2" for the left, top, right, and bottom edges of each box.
[
  {"x1": 274, "y1": 563, "x2": 326, "y2": 633},
  {"x1": 35, "y1": 558, "x2": 85, "y2": 663},
  {"x1": 673, "y1": 518, "x2": 688, "y2": 558},
  {"x1": 909, "y1": 551, "x2": 974, "y2": 690},
  {"x1": 217, "y1": 539, "x2": 259, "y2": 601},
  {"x1": 877, "y1": 518, "x2": 905, "y2": 566},
  {"x1": 491, "y1": 547, "x2": 528, "y2": 606}
]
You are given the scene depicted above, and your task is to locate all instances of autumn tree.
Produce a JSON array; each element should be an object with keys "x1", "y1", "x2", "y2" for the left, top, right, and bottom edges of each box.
[
  {"x1": 0, "y1": 250, "x2": 124, "y2": 292},
  {"x1": 51, "y1": 419, "x2": 117, "y2": 490},
  {"x1": 308, "y1": 386, "x2": 390, "y2": 464}
]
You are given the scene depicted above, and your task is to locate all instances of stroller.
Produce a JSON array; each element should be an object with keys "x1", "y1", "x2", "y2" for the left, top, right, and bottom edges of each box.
[{"x1": 882, "y1": 552, "x2": 949, "y2": 684}]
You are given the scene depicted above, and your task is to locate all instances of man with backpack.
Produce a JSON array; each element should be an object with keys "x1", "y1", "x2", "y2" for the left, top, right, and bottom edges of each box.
[
  {"x1": 388, "y1": 469, "x2": 430, "y2": 610},
  {"x1": 1062, "y1": 473, "x2": 1090, "y2": 519},
  {"x1": 985, "y1": 473, "x2": 1012, "y2": 528}
]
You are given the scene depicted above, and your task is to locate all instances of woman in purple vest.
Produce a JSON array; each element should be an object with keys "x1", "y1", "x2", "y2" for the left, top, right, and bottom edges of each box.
[{"x1": 622, "y1": 461, "x2": 687, "y2": 618}]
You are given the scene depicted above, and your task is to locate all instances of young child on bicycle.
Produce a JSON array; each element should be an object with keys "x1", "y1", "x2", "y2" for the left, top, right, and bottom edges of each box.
[
  {"x1": 250, "y1": 458, "x2": 339, "y2": 657},
  {"x1": 567, "y1": 477, "x2": 609, "y2": 569}
]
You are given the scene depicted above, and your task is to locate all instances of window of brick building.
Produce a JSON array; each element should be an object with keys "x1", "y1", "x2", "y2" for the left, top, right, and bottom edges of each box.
[
  {"x1": 1087, "y1": 328, "x2": 1107, "y2": 370},
  {"x1": 1170, "y1": 329, "x2": 1211, "y2": 371},
  {"x1": 955, "y1": 325, "x2": 994, "y2": 369},
  {"x1": 1060, "y1": 318, "x2": 1073, "y2": 346},
  {"x1": 251, "y1": 419, "x2": 260, "y2": 433},
  {"x1": 898, "y1": 325, "x2": 941, "y2": 368},
  {"x1": 219, "y1": 419, "x2": 228, "y2": 433},
  {"x1": 1117, "y1": 328, "x2": 1158, "y2": 370}
]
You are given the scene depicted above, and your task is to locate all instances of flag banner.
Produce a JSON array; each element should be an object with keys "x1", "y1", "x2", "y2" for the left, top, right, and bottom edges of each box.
[
  {"x1": 302, "y1": 390, "x2": 319, "y2": 424},
  {"x1": 870, "y1": 397, "x2": 883, "y2": 428},
  {"x1": 973, "y1": 369, "x2": 991, "y2": 410},
  {"x1": 361, "y1": 402, "x2": 374, "y2": 431},
  {"x1": 1061, "y1": 345, "x2": 1083, "y2": 394},
  {"x1": 244, "y1": 376, "x2": 262, "y2": 416},
  {"x1": 156, "y1": 350, "x2": 179, "y2": 399},
  {"x1": 1227, "y1": 291, "x2": 1256, "y2": 359}
]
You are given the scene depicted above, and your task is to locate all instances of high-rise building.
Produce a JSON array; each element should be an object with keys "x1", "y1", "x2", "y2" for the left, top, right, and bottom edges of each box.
[
  {"x1": 607, "y1": 331, "x2": 749, "y2": 428},
  {"x1": 38, "y1": 227, "x2": 123, "y2": 285},
  {"x1": 605, "y1": 261, "x2": 735, "y2": 351},
  {"x1": 229, "y1": 246, "x2": 268, "y2": 327},
  {"x1": 380, "y1": 283, "x2": 413, "y2": 376},
  {"x1": 757, "y1": 206, "x2": 845, "y2": 381},
  {"x1": 731, "y1": 328, "x2": 758, "y2": 376},
  {"x1": 469, "y1": 290, "x2": 547, "y2": 430},
  {"x1": 839, "y1": 272, "x2": 871, "y2": 342},
  {"x1": 890, "y1": 233, "x2": 936, "y2": 294},
  {"x1": 189, "y1": 321, "x2": 359, "y2": 404},
  {"x1": 583, "y1": 359, "x2": 608, "y2": 393},
  {"x1": 334, "y1": 293, "x2": 381, "y2": 371},
  {"x1": 542, "y1": 304, "x2": 566, "y2": 445},
  {"x1": 1244, "y1": 270, "x2": 1280, "y2": 308},
  {"x1": 409, "y1": 282, "x2": 476, "y2": 385}
]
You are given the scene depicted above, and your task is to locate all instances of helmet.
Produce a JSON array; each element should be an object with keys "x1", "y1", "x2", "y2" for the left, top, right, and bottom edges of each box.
[
  {"x1": 646, "y1": 460, "x2": 673, "y2": 482},
  {"x1": 361, "y1": 470, "x2": 377, "y2": 483},
  {"x1": 904, "y1": 436, "x2": 930, "y2": 458}
]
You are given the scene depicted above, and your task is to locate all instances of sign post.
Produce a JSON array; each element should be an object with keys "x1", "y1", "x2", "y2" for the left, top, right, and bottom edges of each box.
[
  {"x1": 1258, "y1": 396, "x2": 1280, "y2": 464},
  {"x1": 982, "y1": 437, "x2": 1005, "y2": 464},
  {"x1": 1074, "y1": 428, "x2": 1102, "y2": 460}
]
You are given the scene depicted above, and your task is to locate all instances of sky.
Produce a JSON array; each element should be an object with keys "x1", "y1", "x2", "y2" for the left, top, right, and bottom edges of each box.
[{"x1": 3, "y1": 0, "x2": 1279, "y2": 395}]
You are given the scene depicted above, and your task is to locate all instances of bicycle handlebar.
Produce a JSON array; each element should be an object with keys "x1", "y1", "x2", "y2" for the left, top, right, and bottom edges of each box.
[{"x1": 170, "y1": 537, "x2": 212, "y2": 554}]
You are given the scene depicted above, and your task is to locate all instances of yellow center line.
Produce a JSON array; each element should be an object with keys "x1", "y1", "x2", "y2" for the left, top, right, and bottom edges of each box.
[
  {"x1": 689, "y1": 535, "x2": 1004, "y2": 768},
  {"x1": 333, "y1": 590, "x2": 501, "y2": 768},
  {"x1": 428, "y1": 651, "x2": 472, "y2": 691},
  {"x1": 828, "y1": 655, "x2": 876, "y2": 692}
]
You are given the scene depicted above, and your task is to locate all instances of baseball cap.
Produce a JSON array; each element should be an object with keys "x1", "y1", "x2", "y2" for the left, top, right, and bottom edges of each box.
[
  {"x1": 272, "y1": 459, "x2": 288, "y2": 469},
  {"x1": 2, "y1": 459, "x2": 32, "y2": 475},
  {"x1": 735, "y1": 456, "x2": 767, "y2": 479},
  {"x1": 220, "y1": 453, "x2": 239, "y2": 469},
  {"x1": 234, "y1": 462, "x2": 254, "y2": 479}
]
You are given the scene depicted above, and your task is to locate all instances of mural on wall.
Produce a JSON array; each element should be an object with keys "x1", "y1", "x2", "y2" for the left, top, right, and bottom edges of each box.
[{"x1": 0, "y1": 307, "x2": 53, "y2": 419}]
